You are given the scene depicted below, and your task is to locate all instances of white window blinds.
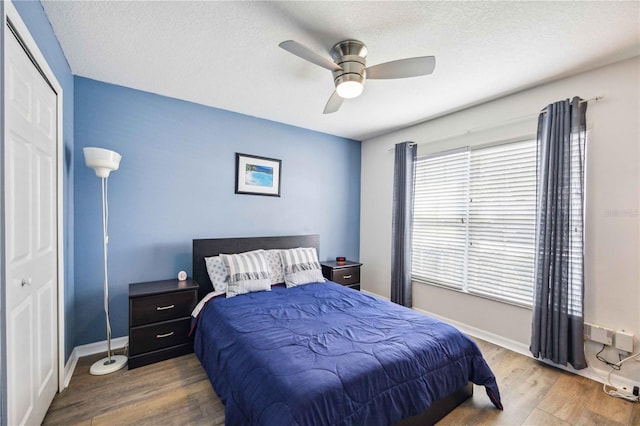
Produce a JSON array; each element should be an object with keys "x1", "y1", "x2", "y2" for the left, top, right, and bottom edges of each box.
[
  {"x1": 412, "y1": 139, "x2": 537, "y2": 307},
  {"x1": 412, "y1": 149, "x2": 469, "y2": 290},
  {"x1": 568, "y1": 133, "x2": 586, "y2": 315}
]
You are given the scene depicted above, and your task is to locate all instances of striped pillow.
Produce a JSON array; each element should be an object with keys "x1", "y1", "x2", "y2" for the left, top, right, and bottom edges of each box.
[
  {"x1": 280, "y1": 247, "x2": 325, "y2": 287},
  {"x1": 221, "y1": 250, "x2": 271, "y2": 297}
]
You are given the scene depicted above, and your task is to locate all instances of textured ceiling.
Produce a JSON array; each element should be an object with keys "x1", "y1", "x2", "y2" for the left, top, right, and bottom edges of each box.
[{"x1": 42, "y1": 1, "x2": 639, "y2": 141}]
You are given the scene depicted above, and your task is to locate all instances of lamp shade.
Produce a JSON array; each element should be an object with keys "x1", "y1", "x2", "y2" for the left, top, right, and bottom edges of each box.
[{"x1": 84, "y1": 147, "x2": 122, "y2": 178}]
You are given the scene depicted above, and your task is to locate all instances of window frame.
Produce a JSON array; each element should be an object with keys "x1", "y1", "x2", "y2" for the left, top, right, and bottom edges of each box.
[{"x1": 411, "y1": 136, "x2": 539, "y2": 309}]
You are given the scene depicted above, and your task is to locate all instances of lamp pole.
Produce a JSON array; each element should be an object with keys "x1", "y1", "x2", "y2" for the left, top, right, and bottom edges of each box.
[{"x1": 84, "y1": 147, "x2": 127, "y2": 375}]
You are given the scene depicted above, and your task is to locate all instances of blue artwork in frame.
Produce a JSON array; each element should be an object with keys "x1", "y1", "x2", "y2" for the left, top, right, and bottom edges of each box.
[{"x1": 235, "y1": 153, "x2": 282, "y2": 197}]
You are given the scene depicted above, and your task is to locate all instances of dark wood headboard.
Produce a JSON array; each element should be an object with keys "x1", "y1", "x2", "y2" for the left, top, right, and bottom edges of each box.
[{"x1": 192, "y1": 235, "x2": 320, "y2": 300}]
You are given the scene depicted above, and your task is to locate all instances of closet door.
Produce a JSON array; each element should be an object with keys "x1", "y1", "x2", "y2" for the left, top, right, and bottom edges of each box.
[{"x1": 5, "y1": 24, "x2": 59, "y2": 426}]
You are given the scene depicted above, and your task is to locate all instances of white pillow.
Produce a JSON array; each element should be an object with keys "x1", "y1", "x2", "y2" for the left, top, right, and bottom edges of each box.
[
  {"x1": 204, "y1": 256, "x2": 229, "y2": 293},
  {"x1": 221, "y1": 250, "x2": 271, "y2": 297},
  {"x1": 264, "y1": 249, "x2": 284, "y2": 284},
  {"x1": 279, "y1": 247, "x2": 325, "y2": 287}
]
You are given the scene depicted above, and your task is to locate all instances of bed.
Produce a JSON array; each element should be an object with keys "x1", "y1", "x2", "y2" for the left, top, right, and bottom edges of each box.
[{"x1": 192, "y1": 235, "x2": 502, "y2": 425}]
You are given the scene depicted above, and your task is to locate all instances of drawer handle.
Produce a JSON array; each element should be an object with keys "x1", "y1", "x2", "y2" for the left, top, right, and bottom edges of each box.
[
  {"x1": 156, "y1": 304, "x2": 175, "y2": 311},
  {"x1": 156, "y1": 332, "x2": 174, "y2": 339},
  {"x1": 343, "y1": 275, "x2": 352, "y2": 279}
]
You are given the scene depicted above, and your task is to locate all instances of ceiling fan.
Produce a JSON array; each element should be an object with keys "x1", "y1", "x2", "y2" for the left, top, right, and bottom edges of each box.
[{"x1": 279, "y1": 39, "x2": 436, "y2": 114}]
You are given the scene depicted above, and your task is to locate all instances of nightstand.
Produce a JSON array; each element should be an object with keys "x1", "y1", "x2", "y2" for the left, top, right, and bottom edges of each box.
[
  {"x1": 128, "y1": 278, "x2": 198, "y2": 369},
  {"x1": 320, "y1": 260, "x2": 362, "y2": 291}
]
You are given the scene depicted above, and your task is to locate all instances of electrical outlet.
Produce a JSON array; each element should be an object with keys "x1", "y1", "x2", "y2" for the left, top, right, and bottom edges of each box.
[
  {"x1": 584, "y1": 323, "x2": 591, "y2": 341},
  {"x1": 588, "y1": 323, "x2": 613, "y2": 345},
  {"x1": 615, "y1": 330, "x2": 634, "y2": 353}
]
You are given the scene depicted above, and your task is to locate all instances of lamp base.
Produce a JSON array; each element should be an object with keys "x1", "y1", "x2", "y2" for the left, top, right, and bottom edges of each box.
[{"x1": 90, "y1": 354, "x2": 127, "y2": 376}]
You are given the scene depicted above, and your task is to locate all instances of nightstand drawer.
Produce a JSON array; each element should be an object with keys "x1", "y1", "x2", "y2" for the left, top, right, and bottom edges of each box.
[
  {"x1": 129, "y1": 317, "x2": 192, "y2": 356},
  {"x1": 130, "y1": 291, "x2": 196, "y2": 327},
  {"x1": 329, "y1": 266, "x2": 360, "y2": 286}
]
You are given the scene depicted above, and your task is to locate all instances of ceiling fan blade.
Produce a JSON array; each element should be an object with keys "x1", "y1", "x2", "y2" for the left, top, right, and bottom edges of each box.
[
  {"x1": 279, "y1": 40, "x2": 342, "y2": 72},
  {"x1": 323, "y1": 91, "x2": 344, "y2": 114},
  {"x1": 366, "y1": 56, "x2": 436, "y2": 80}
]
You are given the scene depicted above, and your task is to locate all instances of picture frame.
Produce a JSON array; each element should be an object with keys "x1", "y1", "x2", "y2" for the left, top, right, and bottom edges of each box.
[{"x1": 235, "y1": 153, "x2": 282, "y2": 197}]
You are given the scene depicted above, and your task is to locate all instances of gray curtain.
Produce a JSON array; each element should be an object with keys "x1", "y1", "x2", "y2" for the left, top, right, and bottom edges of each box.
[
  {"x1": 391, "y1": 142, "x2": 417, "y2": 307},
  {"x1": 530, "y1": 97, "x2": 587, "y2": 370}
]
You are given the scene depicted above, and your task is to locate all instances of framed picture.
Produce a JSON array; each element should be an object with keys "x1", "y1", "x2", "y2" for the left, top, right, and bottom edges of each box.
[{"x1": 235, "y1": 153, "x2": 282, "y2": 197}]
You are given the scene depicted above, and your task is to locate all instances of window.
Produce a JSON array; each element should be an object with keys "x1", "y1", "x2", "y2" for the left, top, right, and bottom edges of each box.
[
  {"x1": 567, "y1": 133, "x2": 586, "y2": 316},
  {"x1": 412, "y1": 139, "x2": 537, "y2": 307}
]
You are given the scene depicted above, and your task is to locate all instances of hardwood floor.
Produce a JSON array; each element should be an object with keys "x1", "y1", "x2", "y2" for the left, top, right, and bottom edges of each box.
[
  {"x1": 43, "y1": 353, "x2": 223, "y2": 426},
  {"x1": 440, "y1": 339, "x2": 639, "y2": 426},
  {"x1": 43, "y1": 339, "x2": 638, "y2": 425}
]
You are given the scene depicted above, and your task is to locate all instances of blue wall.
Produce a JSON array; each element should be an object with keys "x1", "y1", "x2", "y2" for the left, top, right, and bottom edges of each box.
[
  {"x1": 74, "y1": 77, "x2": 361, "y2": 345},
  {"x1": 10, "y1": 0, "x2": 75, "y2": 360}
]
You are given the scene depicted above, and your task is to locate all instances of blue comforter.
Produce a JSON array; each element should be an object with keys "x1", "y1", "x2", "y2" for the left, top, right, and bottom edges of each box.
[{"x1": 194, "y1": 282, "x2": 502, "y2": 425}]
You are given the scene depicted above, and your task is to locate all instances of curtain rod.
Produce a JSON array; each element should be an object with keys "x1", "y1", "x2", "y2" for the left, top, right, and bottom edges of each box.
[
  {"x1": 540, "y1": 96, "x2": 603, "y2": 114},
  {"x1": 388, "y1": 96, "x2": 603, "y2": 151}
]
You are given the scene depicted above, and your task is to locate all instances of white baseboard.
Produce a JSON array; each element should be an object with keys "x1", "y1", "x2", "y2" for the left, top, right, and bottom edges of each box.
[
  {"x1": 62, "y1": 350, "x2": 79, "y2": 389},
  {"x1": 62, "y1": 336, "x2": 129, "y2": 389},
  {"x1": 361, "y1": 289, "x2": 389, "y2": 300},
  {"x1": 362, "y1": 289, "x2": 639, "y2": 392}
]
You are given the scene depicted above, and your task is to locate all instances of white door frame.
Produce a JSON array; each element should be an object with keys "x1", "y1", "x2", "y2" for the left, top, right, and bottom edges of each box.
[{"x1": 3, "y1": 0, "x2": 66, "y2": 394}]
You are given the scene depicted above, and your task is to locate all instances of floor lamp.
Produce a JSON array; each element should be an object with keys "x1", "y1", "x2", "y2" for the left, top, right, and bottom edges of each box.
[{"x1": 84, "y1": 147, "x2": 127, "y2": 375}]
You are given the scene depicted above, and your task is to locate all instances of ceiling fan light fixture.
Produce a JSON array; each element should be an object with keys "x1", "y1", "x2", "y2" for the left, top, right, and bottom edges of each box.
[
  {"x1": 279, "y1": 38, "x2": 435, "y2": 113},
  {"x1": 336, "y1": 80, "x2": 363, "y2": 99}
]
